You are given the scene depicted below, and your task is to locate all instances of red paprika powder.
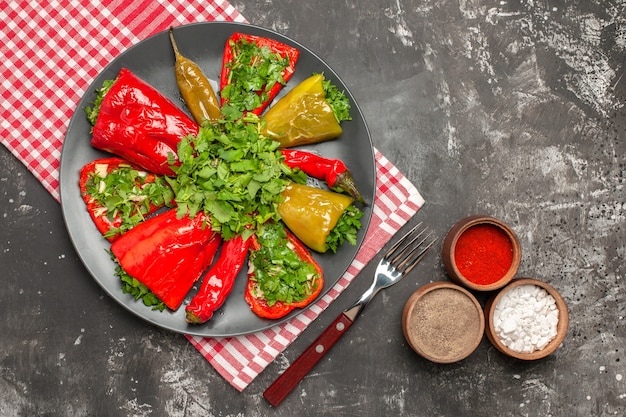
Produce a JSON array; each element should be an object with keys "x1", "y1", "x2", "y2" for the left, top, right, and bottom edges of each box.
[{"x1": 454, "y1": 223, "x2": 514, "y2": 285}]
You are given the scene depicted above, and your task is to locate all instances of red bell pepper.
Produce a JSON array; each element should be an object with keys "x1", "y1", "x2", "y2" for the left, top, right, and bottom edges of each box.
[
  {"x1": 219, "y1": 32, "x2": 299, "y2": 117},
  {"x1": 185, "y1": 234, "x2": 251, "y2": 324},
  {"x1": 244, "y1": 223, "x2": 324, "y2": 319},
  {"x1": 281, "y1": 149, "x2": 364, "y2": 203},
  {"x1": 79, "y1": 157, "x2": 173, "y2": 242},
  {"x1": 90, "y1": 68, "x2": 199, "y2": 176},
  {"x1": 110, "y1": 209, "x2": 221, "y2": 311}
]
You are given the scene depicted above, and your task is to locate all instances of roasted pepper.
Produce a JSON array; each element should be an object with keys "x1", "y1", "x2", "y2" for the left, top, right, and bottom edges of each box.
[
  {"x1": 185, "y1": 234, "x2": 251, "y2": 324},
  {"x1": 278, "y1": 183, "x2": 362, "y2": 253},
  {"x1": 281, "y1": 149, "x2": 364, "y2": 203},
  {"x1": 169, "y1": 27, "x2": 221, "y2": 125},
  {"x1": 261, "y1": 74, "x2": 342, "y2": 147},
  {"x1": 79, "y1": 157, "x2": 174, "y2": 241},
  {"x1": 219, "y1": 32, "x2": 299, "y2": 118},
  {"x1": 89, "y1": 68, "x2": 199, "y2": 176},
  {"x1": 110, "y1": 209, "x2": 221, "y2": 310},
  {"x1": 244, "y1": 222, "x2": 323, "y2": 319}
]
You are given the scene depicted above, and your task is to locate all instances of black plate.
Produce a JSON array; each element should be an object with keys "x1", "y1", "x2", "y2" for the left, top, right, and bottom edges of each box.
[{"x1": 60, "y1": 22, "x2": 375, "y2": 337}]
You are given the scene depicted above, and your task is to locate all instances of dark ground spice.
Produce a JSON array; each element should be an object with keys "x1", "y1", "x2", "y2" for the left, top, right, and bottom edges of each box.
[{"x1": 407, "y1": 287, "x2": 482, "y2": 362}]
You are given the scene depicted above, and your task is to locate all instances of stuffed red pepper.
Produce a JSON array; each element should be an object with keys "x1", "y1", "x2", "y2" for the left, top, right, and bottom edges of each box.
[
  {"x1": 110, "y1": 209, "x2": 221, "y2": 311},
  {"x1": 79, "y1": 157, "x2": 174, "y2": 241},
  {"x1": 245, "y1": 222, "x2": 324, "y2": 319},
  {"x1": 219, "y1": 32, "x2": 299, "y2": 118}
]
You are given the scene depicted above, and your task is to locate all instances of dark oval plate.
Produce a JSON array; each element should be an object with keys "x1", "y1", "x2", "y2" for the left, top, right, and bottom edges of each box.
[{"x1": 60, "y1": 22, "x2": 375, "y2": 337}]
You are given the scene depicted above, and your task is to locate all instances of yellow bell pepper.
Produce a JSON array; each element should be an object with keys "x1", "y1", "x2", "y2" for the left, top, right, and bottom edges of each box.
[
  {"x1": 262, "y1": 74, "x2": 343, "y2": 147},
  {"x1": 278, "y1": 183, "x2": 353, "y2": 253}
]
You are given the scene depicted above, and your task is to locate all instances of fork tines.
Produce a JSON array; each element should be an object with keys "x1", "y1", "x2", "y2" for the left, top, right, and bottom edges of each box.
[{"x1": 385, "y1": 222, "x2": 437, "y2": 275}]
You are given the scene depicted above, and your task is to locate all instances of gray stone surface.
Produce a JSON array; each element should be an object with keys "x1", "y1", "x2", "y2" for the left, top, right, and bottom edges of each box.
[{"x1": 1, "y1": 0, "x2": 625, "y2": 415}]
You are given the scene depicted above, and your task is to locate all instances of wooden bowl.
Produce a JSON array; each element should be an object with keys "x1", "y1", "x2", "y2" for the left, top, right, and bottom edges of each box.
[
  {"x1": 402, "y1": 281, "x2": 485, "y2": 363},
  {"x1": 442, "y1": 215, "x2": 521, "y2": 292},
  {"x1": 484, "y1": 278, "x2": 569, "y2": 360}
]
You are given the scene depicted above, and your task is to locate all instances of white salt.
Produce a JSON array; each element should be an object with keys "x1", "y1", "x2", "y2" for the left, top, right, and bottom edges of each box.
[{"x1": 493, "y1": 284, "x2": 559, "y2": 353}]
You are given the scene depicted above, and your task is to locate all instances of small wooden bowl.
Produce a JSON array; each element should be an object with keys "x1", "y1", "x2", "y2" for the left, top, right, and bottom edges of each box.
[
  {"x1": 402, "y1": 281, "x2": 485, "y2": 363},
  {"x1": 442, "y1": 215, "x2": 521, "y2": 291},
  {"x1": 484, "y1": 278, "x2": 569, "y2": 360}
]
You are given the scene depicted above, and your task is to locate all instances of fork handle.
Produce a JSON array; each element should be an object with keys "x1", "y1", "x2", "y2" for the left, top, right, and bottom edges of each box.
[{"x1": 263, "y1": 312, "x2": 354, "y2": 406}]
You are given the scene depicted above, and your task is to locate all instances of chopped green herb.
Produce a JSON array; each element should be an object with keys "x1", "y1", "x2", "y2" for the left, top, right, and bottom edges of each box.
[
  {"x1": 318, "y1": 74, "x2": 352, "y2": 123},
  {"x1": 249, "y1": 222, "x2": 319, "y2": 306},
  {"x1": 221, "y1": 38, "x2": 291, "y2": 119},
  {"x1": 167, "y1": 113, "x2": 305, "y2": 240},
  {"x1": 324, "y1": 204, "x2": 363, "y2": 253},
  {"x1": 85, "y1": 78, "x2": 116, "y2": 126},
  {"x1": 85, "y1": 164, "x2": 174, "y2": 238}
]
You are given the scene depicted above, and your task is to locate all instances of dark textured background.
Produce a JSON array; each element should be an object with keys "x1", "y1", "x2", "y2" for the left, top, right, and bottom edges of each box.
[{"x1": 1, "y1": 0, "x2": 625, "y2": 415}]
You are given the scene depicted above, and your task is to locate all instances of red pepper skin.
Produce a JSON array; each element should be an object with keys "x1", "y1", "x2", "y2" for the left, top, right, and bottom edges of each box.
[
  {"x1": 281, "y1": 149, "x2": 364, "y2": 203},
  {"x1": 110, "y1": 209, "x2": 221, "y2": 310},
  {"x1": 79, "y1": 157, "x2": 165, "y2": 242},
  {"x1": 244, "y1": 229, "x2": 324, "y2": 319},
  {"x1": 91, "y1": 68, "x2": 199, "y2": 176},
  {"x1": 244, "y1": 278, "x2": 292, "y2": 319},
  {"x1": 185, "y1": 235, "x2": 251, "y2": 324},
  {"x1": 219, "y1": 33, "x2": 299, "y2": 116}
]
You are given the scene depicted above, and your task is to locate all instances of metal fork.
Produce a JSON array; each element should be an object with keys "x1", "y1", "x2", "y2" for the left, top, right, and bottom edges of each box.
[{"x1": 263, "y1": 222, "x2": 436, "y2": 407}]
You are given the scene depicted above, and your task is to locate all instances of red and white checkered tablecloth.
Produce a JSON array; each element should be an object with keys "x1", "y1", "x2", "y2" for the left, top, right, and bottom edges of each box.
[
  {"x1": 1, "y1": 0, "x2": 245, "y2": 200},
  {"x1": 1, "y1": 0, "x2": 424, "y2": 391}
]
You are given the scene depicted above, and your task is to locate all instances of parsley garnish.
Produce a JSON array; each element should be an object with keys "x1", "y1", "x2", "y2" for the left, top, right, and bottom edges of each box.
[
  {"x1": 319, "y1": 75, "x2": 352, "y2": 123},
  {"x1": 85, "y1": 78, "x2": 116, "y2": 126},
  {"x1": 249, "y1": 222, "x2": 319, "y2": 306},
  {"x1": 221, "y1": 38, "x2": 291, "y2": 119},
  {"x1": 168, "y1": 113, "x2": 306, "y2": 240},
  {"x1": 85, "y1": 164, "x2": 175, "y2": 238},
  {"x1": 325, "y1": 204, "x2": 363, "y2": 253}
]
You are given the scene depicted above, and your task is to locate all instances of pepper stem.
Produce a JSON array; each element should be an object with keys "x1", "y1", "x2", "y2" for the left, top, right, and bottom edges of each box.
[
  {"x1": 334, "y1": 171, "x2": 366, "y2": 204},
  {"x1": 169, "y1": 26, "x2": 183, "y2": 61}
]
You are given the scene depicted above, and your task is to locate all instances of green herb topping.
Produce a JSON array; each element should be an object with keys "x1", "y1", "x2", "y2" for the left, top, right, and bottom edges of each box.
[
  {"x1": 320, "y1": 75, "x2": 352, "y2": 123},
  {"x1": 249, "y1": 222, "x2": 320, "y2": 306},
  {"x1": 85, "y1": 163, "x2": 174, "y2": 238},
  {"x1": 221, "y1": 38, "x2": 291, "y2": 119},
  {"x1": 85, "y1": 78, "x2": 116, "y2": 126},
  {"x1": 167, "y1": 113, "x2": 306, "y2": 241},
  {"x1": 325, "y1": 204, "x2": 363, "y2": 253}
]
